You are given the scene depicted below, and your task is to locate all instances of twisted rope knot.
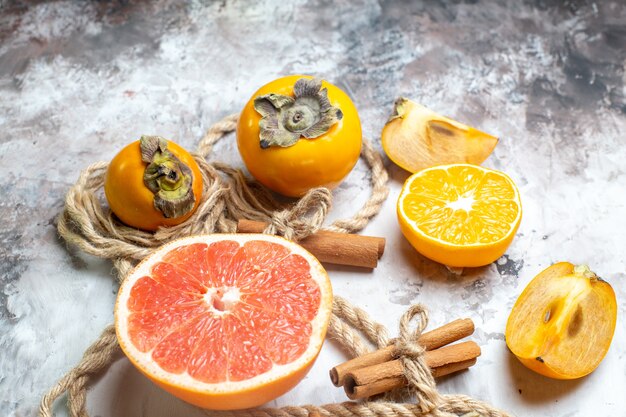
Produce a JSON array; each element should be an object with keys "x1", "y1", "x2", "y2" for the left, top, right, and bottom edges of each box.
[
  {"x1": 382, "y1": 304, "x2": 428, "y2": 357},
  {"x1": 263, "y1": 187, "x2": 332, "y2": 241},
  {"x1": 389, "y1": 305, "x2": 442, "y2": 413}
]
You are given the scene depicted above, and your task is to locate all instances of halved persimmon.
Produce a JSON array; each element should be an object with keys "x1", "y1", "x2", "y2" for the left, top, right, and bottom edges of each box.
[{"x1": 505, "y1": 262, "x2": 617, "y2": 379}]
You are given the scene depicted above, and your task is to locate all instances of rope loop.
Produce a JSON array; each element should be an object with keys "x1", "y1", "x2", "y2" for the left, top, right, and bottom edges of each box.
[
  {"x1": 331, "y1": 295, "x2": 390, "y2": 352},
  {"x1": 392, "y1": 305, "x2": 441, "y2": 413},
  {"x1": 263, "y1": 187, "x2": 332, "y2": 241},
  {"x1": 398, "y1": 304, "x2": 429, "y2": 346}
]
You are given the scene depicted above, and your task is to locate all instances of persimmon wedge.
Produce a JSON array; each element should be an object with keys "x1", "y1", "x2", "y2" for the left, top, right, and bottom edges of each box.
[
  {"x1": 506, "y1": 262, "x2": 617, "y2": 379},
  {"x1": 382, "y1": 98, "x2": 498, "y2": 173}
]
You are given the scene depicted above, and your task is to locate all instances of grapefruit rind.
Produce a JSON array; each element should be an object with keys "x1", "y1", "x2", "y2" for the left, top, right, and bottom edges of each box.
[
  {"x1": 114, "y1": 234, "x2": 332, "y2": 409},
  {"x1": 397, "y1": 164, "x2": 522, "y2": 267}
]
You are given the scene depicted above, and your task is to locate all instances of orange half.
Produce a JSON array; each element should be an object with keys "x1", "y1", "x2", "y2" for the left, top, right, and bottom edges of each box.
[
  {"x1": 397, "y1": 164, "x2": 522, "y2": 267},
  {"x1": 114, "y1": 234, "x2": 333, "y2": 410}
]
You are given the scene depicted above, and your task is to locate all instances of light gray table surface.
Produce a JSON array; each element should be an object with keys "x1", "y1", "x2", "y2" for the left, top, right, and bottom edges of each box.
[{"x1": 1, "y1": 1, "x2": 625, "y2": 416}]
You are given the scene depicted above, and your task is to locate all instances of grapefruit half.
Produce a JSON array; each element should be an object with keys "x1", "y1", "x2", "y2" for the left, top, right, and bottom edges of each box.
[{"x1": 114, "y1": 234, "x2": 333, "y2": 410}]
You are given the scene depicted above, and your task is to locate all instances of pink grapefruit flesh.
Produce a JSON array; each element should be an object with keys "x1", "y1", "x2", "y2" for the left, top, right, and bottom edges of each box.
[{"x1": 115, "y1": 234, "x2": 332, "y2": 410}]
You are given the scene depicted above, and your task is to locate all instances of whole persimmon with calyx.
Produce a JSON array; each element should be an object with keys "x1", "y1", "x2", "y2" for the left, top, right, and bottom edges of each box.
[
  {"x1": 506, "y1": 262, "x2": 617, "y2": 379},
  {"x1": 105, "y1": 136, "x2": 203, "y2": 231},
  {"x1": 237, "y1": 75, "x2": 362, "y2": 197}
]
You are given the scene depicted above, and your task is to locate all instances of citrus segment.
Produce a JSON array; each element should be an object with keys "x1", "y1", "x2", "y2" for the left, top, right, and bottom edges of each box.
[
  {"x1": 242, "y1": 251, "x2": 309, "y2": 291},
  {"x1": 151, "y1": 262, "x2": 206, "y2": 293},
  {"x1": 397, "y1": 164, "x2": 522, "y2": 267},
  {"x1": 206, "y1": 241, "x2": 244, "y2": 286},
  {"x1": 187, "y1": 317, "x2": 228, "y2": 383},
  {"x1": 127, "y1": 302, "x2": 208, "y2": 352},
  {"x1": 151, "y1": 313, "x2": 218, "y2": 374},
  {"x1": 235, "y1": 303, "x2": 312, "y2": 364},
  {"x1": 226, "y1": 315, "x2": 274, "y2": 381},
  {"x1": 245, "y1": 255, "x2": 321, "y2": 321},
  {"x1": 162, "y1": 243, "x2": 211, "y2": 285},
  {"x1": 237, "y1": 240, "x2": 292, "y2": 287},
  {"x1": 128, "y1": 276, "x2": 202, "y2": 312},
  {"x1": 115, "y1": 234, "x2": 332, "y2": 410}
]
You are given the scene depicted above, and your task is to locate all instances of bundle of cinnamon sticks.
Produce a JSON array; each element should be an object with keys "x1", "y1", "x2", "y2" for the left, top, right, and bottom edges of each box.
[{"x1": 330, "y1": 318, "x2": 480, "y2": 400}]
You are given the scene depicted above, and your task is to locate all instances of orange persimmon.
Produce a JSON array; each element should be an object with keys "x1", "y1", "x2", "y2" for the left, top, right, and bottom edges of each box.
[
  {"x1": 236, "y1": 75, "x2": 362, "y2": 197},
  {"x1": 506, "y1": 262, "x2": 617, "y2": 379},
  {"x1": 105, "y1": 136, "x2": 203, "y2": 231}
]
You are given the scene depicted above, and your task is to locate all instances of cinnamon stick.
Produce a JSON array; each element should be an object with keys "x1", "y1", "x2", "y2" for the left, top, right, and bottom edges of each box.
[
  {"x1": 346, "y1": 358, "x2": 477, "y2": 400},
  {"x1": 343, "y1": 341, "x2": 481, "y2": 400},
  {"x1": 236, "y1": 219, "x2": 385, "y2": 268},
  {"x1": 330, "y1": 318, "x2": 474, "y2": 386}
]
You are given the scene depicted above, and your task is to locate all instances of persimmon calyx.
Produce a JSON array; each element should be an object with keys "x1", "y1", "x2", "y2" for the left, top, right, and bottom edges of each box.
[
  {"x1": 386, "y1": 97, "x2": 409, "y2": 123},
  {"x1": 388, "y1": 97, "x2": 464, "y2": 137},
  {"x1": 574, "y1": 264, "x2": 599, "y2": 281},
  {"x1": 253, "y1": 78, "x2": 343, "y2": 148},
  {"x1": 140, "y1": 135, "x2": 196, "y2": 219}
]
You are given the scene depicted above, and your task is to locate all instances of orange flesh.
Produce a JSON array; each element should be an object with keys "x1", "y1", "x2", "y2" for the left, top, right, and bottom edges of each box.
[
  {"x1": 402, "y1": 165, "x2": 519, "y2": 245},
  {"x1": 506, "y1": 262, "x2": 617, "y2": 379},
  {"x1": 126, "y1": 240, "x2": 321, "y2": 382}
]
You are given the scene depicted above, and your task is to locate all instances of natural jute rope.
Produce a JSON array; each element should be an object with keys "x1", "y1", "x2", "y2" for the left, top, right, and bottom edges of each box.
[{"x1": 41, "y1": 114, "x2": 512, "y2": 417}]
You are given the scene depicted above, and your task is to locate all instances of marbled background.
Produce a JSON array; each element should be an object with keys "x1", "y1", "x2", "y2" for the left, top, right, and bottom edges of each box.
[{"x1": 1, "y1": 1, "x2": 625, "y2": 416}]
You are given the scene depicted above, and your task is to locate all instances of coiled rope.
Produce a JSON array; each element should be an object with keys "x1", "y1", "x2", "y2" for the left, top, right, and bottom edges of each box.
[{"x1": 40, "y1": 114, "x2": 511, "y2": 417}]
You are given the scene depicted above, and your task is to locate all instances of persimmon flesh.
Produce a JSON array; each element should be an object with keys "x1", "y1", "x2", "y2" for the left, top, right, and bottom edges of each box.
[{"x1": 506, "y1": 262, "x2": 617, "y2": 379}]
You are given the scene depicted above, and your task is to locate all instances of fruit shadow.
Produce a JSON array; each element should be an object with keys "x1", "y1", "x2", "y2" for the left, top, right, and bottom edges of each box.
[
  {"x1": 324, "y1": 263, "x2": 377, "y2": 275},
  {"x1": 110, "y1": 358, "x2": 206, "y2": 416},
  {"x1": 52, "y1": 226, "x2": 117, "y2": 279},
  {"x1": 388, "y1": 162, "x2": 412, "y2": 185},
  {"x1": 506, "y1": 349, "x2": 584, "y2": 403},
  {"x1": 395, "y1": 228, "x2": 490, "y2": 286}
]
